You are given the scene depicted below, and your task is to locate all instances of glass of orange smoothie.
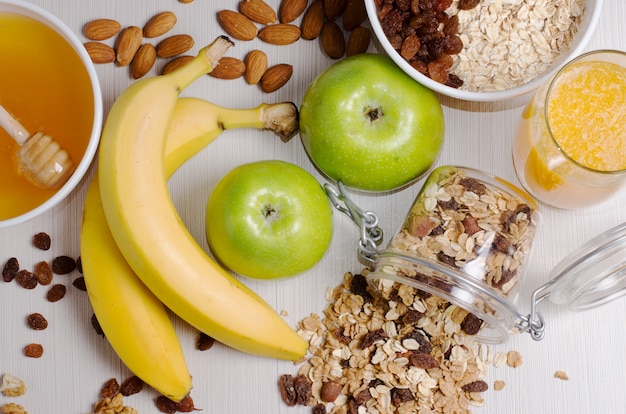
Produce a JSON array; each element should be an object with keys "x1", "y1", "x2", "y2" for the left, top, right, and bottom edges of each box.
[{"x1": 512, "y1": 50, "x2": 626, "y2": 209}]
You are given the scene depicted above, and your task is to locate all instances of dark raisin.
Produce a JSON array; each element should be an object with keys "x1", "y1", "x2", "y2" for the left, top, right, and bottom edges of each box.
[
  {"x1": 438, "y1": 197, "x2": 459, "y2": 211},
  {"x1": 312, "y1": 403, "x2": 327, "y2": 414},
  {"x1": 27, "y1": 313, "x2": 48, "y2": 330},
  {"x1": 72, "y1": 276, "x2": 87, "y2": 291},
  {"x1": 402, "y1": 308, "x2": 424, "y2": 325},
  {"x1": 24, "y1": 343, "x2": 44, "y2": 358},
  {"x1": 381, "y1": 9, "x2": 404, "y2": 35},
  {"x1": 460, "y1": 312, "x2": 483, "y2": 335},
  {"x1": 294, "y1": 374, "x2": 312, "y2": 405},
  {"x1": 2, "y1": 257, "x2": 19, "y2": 282},
  {"x1": 461, "y1": 380, "x2": 489, "y2": 392},
  {"x1": 443, "y1": 14, "x2": 459, "y2": 35},
  {"x1": 391, "y1": 387, "x2": 413, "y2": 406},
  {"x1": 400, "y1": 34, "x2": 421, "y2": 60},
  {"x1": 437, "y1": 251, "x2": 456, "y2": 267},
  {"x1": 91, "y1": 313, "x2": 105, "y2": 337},
  {"x1": 333, "y1": 328, "x2": 351, "y2": 345},
  {"x1": 404, "y1": 330, "x2": 432, "y2": 354},
  {"x1": 120, "y1": 375, "x2": 144, "y2": 396},
  {"x1": 32, "y1": 232, "x2": 51, "y2": 250},
  {"x1": 278, "y1": 374, "x2": 297, "y2": 407},
  {"x1": 353, "y1": 388, "x2": 372, "y2": 405},
  {"x1": 52, "y1": 255, "x2": 77, "y2": 274},
  {"x1": 156, "y1": 395, "x2": 178, "y2": 414},
  {"x1": 460, "y1": 177, "x2": 487, "y2": 195},
  {"x1": 491, "y1": 234, "x2": 513, "y2": 255},
  {"x1": 350, "y1": 273, "x2": 373, "y2": 303},
  {"x1": 436, "y1": 0, "x2": 453, "y2": 12},
  {"x1": 15, "y1": 269, "x2": 37, "y2": 289},
  {"x1": 76, "y1": 256, "x2": 83, "y2": 273},
  {"x1": 442, "y1": 34, "x2": 463, "y2": 54},
  {"x1": 492, "y1": 267, "x2": 516, "y2": 288},
  {"x1": 46, "y1": 284, "x2": 67, "y2": 302},
  {"x1": 101, "y1": 378, "x2": 120, "y2": 398},
  {"x1": 409, "y1": 352, "x2": 440, "y2": 369},
  {"x1": 360, "y1": 328, "x2": 387, "y2": 349},
  {"x1": 176, "y1": 395, "x2": 196, "y2": 412},
  {"x1": 196, "y1": 332, "x2": 215, "y2": 351},
  {"x1": 446, "y1": 73, "x2": 464, "y2": 88},
  {"x1": 462, "y1": 215, "x2": 481, "y2": 235},
  {"x1": 458, "y1": 0, "x2": 480, "y2": 10},
  {"x1": 34, "y1": 261, "x2": 53, "y2": 285}
]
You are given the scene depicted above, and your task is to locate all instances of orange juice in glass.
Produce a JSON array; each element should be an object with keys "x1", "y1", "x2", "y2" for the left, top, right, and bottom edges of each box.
[{"x1": 512, "y1": 50, "x2": 626, "y2": 209}]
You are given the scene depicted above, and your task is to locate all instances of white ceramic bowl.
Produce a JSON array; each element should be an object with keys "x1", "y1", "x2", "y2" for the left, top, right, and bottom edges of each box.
[
  {"x1": 365, "y1": 0, "x2": 603, "y2": 102},
  {"x1": 0, "y1": 0, "x2": 102, "y2": 228}
]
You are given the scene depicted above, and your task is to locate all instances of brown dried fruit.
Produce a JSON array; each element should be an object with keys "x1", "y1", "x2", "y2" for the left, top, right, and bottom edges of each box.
[
  {"x1": 131, "y1": 43, "x2": 157, "y2": 79},
  {"x1": 300, "y1": 0, "x2": 324, "y2": 40},
  {"x1": 258, "y1": 23, "x2": 301, "y2": 45},
  {"x1": 161, "y1": 55, "x2": 195, "y2": 75},
  {"x1": 143, "y1": 11, "x2": 177, "y2": 38},
  {"x1": 324, "y1": 0, "x2": 348, "y2": 21},
  {"x1": 460, "y1": 312, "x2": 483, "y2": 335},
  {"x1": 33, "y1": 232, "x2": 51, "y2": 250},
  {"x1": 156, "y1": 34, "x2": 194, "y2": 58},
  {"x1": 293, "y1": 374, "x2": 312, "y2": 405},
  {"x1": 72, "y1": 276, "x2": 87, "y2": 291},
  {"x1": 52, "y1": 256, "x2": 76, "y2": 274},
  {"x1": 176, "y1": 395, "x2": 195, "y2": 412},
  {"x1": 27, "y1": 313, "x2": 48, "y2": 330},
  {"x1": 24, "y1": 343, "x2": 43, "y2": 358},
  {"x1": 196, "y1": 332, "x2": 215, "y2": 351},
  {"x1": 84, "y1": 18, "x2": 121, "y2": 41},
  {"x1": 458, "y1": 0, "x2": 480, "y2": 10},
  {"x1": 34, "y1": 261, "x2": 53, "y2": 285},
  {"x1": 312, "y1": 403, "x2": 326, "y2": 414},
  {"x1": 239, "y1": 0, "x2": 277, "y2": 24},
  {"x1": 120, "y1": 376, "x2": 144, "y2": 396},
  {"x1": 409, "y1": 352, "x2": 440, "y2": 369},
  {"x1": 278, "y1": 374, "x2": 297, "y2": 406},
  {"x1": 217, "y1": 10, "x2": 258, "y2": 41},
  {"x1": 101, "y1": 378, "x2": 120, "y2": 398},
  {"x1": 91, "y1": 313, "x2": 105, "y2": 337},
  {"x1": 321, "y1": 21, "x2": 345, "y2": 59},
  {"x1": 343, "y1": 0, "x2": 367, "y2": 31},
  {"x1": 279, "y1": 0, "x2": 308, "y2": 24},
  {"x1": 156, "y1": 395, "x2": 178, "y2": 414},
  {"x1": 320, "y1": 380, "x2": 342, "y2": 403},
  {"x1": 46, "y1": 284, "x2": 66, "y2": 302},
  {"x1": 346, "y1": 26, "x2": 370, "y2": 57},
  {"x1": 2, "y1": 257, "x2": 19, "y2": 282},
  {"x1": 209, "y1": 57, "x2": 246, "y2": 80},
  {"x1": 116, "y1": 26, "x2": 143, "y2": 66},
  {"x1": 461, "y1": 380, "x2": 489, "y2": 392},
  {"x1": 244, "y1": 49, "x2": 268, "y2": 85},
  {"x1": 260, "y1": 63, "x2": 293, "y2": 93},
  {"x1": 15, "y1": 270, "x2": 37, "y2": 289},
  {"x1": 360, "y1": 328, "x2": 387, "y2": 349}
]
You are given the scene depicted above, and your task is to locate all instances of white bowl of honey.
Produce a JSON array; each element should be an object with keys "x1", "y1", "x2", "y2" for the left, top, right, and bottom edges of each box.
[{"x1": 0, "y1": 0, "x2": 102, "y2": 228}]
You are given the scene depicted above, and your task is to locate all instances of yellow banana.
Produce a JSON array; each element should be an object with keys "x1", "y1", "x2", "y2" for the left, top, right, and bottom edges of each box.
[
  {"x1": 81, "y1": 97, "x2": 299, "y2": 401},
  {"x1": 97, "y1": 37, "x2": 309, "y2": 360}
]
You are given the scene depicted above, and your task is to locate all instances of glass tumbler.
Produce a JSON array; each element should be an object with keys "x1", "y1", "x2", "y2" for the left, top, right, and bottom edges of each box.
[{"x1": 512, "y1": 50, "x2": 626, "y2": 209}]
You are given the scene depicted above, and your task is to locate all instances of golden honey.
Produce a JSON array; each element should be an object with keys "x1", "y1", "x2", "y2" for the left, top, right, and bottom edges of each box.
[{"x1": 0, "y1": 13, "x2": 94, "y2": 220}]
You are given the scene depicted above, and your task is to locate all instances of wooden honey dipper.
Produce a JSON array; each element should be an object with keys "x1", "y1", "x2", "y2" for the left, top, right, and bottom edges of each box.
[{"x1": 0, "y1": 103, "x2": 74, "y2": 190}]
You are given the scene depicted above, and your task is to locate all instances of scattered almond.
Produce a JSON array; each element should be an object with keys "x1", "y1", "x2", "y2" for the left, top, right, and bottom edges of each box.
[
  {"x1": 131, "y1": 43, "x2": 157, "y2": 79},
  {"x1": 84, "y1": 42, "x2": 116, "y2": 64},
  {"x1": 324, "y1": 0, "x2": 348, "y2": 21},
  {"x1": 321, "y1": 21, "x2": 345, "y2": 59},
  {"x1": 83, "y1": 18, "x2": 121, "y2": 41},
  {"x1": 260, "y1": 63, "x2": 293, "y2": 93},
  {"x1": 300, "y1": 0, "x2": 324, "y2": 40},
  {"x1": 342, "y1": 0, "x2": 367, "y2": 31},
  {"x1": 143, "y1": 11, "x2": 177, "y2": 38},
  {"x1": 346, "y1": 26, "x2": 370, "y2": 56},
  {"x1": 554, "y1": 370, "x2": 569, "y2": 380},
  {"x1": 156, "y1": 34, "x2": 194, "y2": 58},
  {"x1": 258, "y1": 23, "x2": 301, "y2": 45},
  {"x1": 244, "y1": 50, "x2": 268, "y2": 85},
  {"x1": 116, "y1": 26, "x2": 143, "y2": 66},
  {"x1": 239, "y1": 0, "x2": 277, "y2": 25},
  {"x1": 209, "y1": 57, "x2": 246, "y2": 80},
  {"x1": 217, "y1": 10, "x2": 258, "y2": 41},
  {"x1": 161, "y1": 55, "x2": 194, "y2": 75},
  {"x1": 279, "y1": 0, "x2": 308, "y2": 24}
]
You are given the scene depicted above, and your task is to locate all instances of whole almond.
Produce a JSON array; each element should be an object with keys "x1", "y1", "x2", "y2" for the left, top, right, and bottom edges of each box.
[
  {"x1": 324, "y1": 0, "x2": 348, "y2": 21},
  {"x1": 116, "y1": 26, "x2": 143, "y2": 66},
  {"x1": 279, "y1": 0, "x2": 308, "y2": 24},
  {"x1": 84, "y1": 42, "x2": 116, "y2": 64},
  {"x1": 156, "y1": 34, "x2": 194, "y2": 58},
  {"x1": 143, "y1": 11, "x2": 177, "y2": 38},
  {"x1": 217, "y1": 10, "x2": 258, "y2": 41},
  {"x1": 83, "y1": 19, "x2": 121, "y2": 41},
  {"x1": 300, "y1": 0, "x2": 324, "y2": 40},
  {"x1": 239, "y1": 0, "x2": 276, "y2": 25},
  {"x1": 342, "y1": 0, "x2": 367, "y2": 31},
  {"x1": 161, "y1": 55, "x2": 195, "y2": 75},
  {"x1": 209, "y1": 57, "x2": 246, "y2": 80},
  {"x1": 258, "y1": 24, "x2": 301, "y2": 45},
  {"x1": 244, "y1": 50, "x2": 268, "y2": 85},
  {"x1": 260, "y1": 64, "x2": 293, "y2": 93},
  {"x1": 131, "y1": 43, "x2": 157, "y2": 79},
  {"x1": 346, "y1": 26, "x2": 370, "y2": 56},
  {"x1": 321, "y1": 21, "x2": 345, "y2": 59}
]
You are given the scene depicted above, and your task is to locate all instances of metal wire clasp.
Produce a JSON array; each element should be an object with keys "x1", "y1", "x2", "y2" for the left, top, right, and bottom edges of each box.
[
  {"x1": 324, "y1": 182, "x2": 383, "y2": 267},
  {"x1": 515, "y1": 283, "x2": 550, "y2": 341}
]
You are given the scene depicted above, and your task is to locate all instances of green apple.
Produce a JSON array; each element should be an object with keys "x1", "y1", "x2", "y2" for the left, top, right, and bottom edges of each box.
[
  {"x1": 299, "y1": 53, "x2": 445, "y2": 192},
  {"x1": 205, "y1": 160, "x2": 333, "y2": 280}
]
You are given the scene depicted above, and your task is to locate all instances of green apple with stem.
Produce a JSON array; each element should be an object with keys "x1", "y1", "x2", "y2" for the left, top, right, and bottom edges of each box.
[
  {"x1": 205, "y1": 160, "x2": 333, "y2": 280},
  {"x1": 299, "y1": 53, "x2": 445, "y2": 192}
]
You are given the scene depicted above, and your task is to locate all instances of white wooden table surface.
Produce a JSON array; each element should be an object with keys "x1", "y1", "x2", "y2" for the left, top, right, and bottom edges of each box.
[{"x1": 1, "y1": 1, "x2": 625, "y2": 413}]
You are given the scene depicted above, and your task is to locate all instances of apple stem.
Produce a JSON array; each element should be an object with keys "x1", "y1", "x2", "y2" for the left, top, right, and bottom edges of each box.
[{"x1": 365, "y1": 106, "x2": 383, "y2": 122}]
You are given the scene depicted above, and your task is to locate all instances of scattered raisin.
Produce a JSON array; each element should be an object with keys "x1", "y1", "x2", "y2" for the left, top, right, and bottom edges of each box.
[
  {"x1": 176, "y1": 395, "x2": 196, "y2": 412},
  {"x1": 360, "y1": 328, "x2": 387, "y2": 349},
  {"x1": 72, "y1": 276, "x2": 86, "y2": 291},
  {"x1": 15, "y1": 270, "x2": 37, "y2": 289},
  {"x1": 32, "y1": 232, "x2": 51, "y2": 250},
  {"x1": 333, "y1": 328, "x2": 351, "y2": 345},
  {"x1": 391, "y1": 387, "x2": 413, "y2": 406},
  {"x1": 460, "y1": 312, "x2": 483, "y2": 335},
  {"x1": 312, "y1": 403, "x2": 326, "y2": 414},
  {"x1": 320, "y1": 380, "x2": 342, "y2": 403},
  {"x1": 278, "y1": 374, "x2": 297, "y2": 407},
  {"x1": 52, "y1": 255, "x2": 77, "y2": 274},
  {"x1": 196, "y1": 332, "x2": 215, "y2": 351},
  {"x1": 460, "y1": 177, "x2": 487, "y2": 195},
  {"x1": 120, "y1": 375, "x2": 144, "y2": 396},
  {"x1": 46, "y1": 284, "x2": 67, "y2": 302},
  {"x1": 156, "y1": 395, "x2": 178, "y2": 414},
  {"x1": 402, "y1": 308, "x2": 424, "y2": 325},
  {"x1": 349, "y1": 273, "x2": 373, "y2": 303},
  {"x1": 101, "y1": 378, "x2": 120, "y2": 398},
  {"x1": 458, "y1": 0, "x2": 480, "y2": 10},
  {"x1": 293, "y1": 374, "x2": 312, "y2": 405},
  {"x1": 91, "y1": 313, "x2": 105, "y2": 337},
  {"x1": 461, "y1": 379, "x2": 489, "y2": 392},
  {"x1": 34, "y1": 261, "x2": 53, "y2": 285},
  {"x1": 2, "y1": 257, "x2": 19, "y2": 282},
  {"x1": 24, "y1": 343, "x2": 44, "y2": 358},
  {"x1": 27, "y1": 313, "x2": 48, "y2": 330},
  {"x1": 404, "y1": 329, "x2": 433, "y2": 354},
  {"x1": 409, "y1": 352, "x2": 440, "y2": 369}
]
